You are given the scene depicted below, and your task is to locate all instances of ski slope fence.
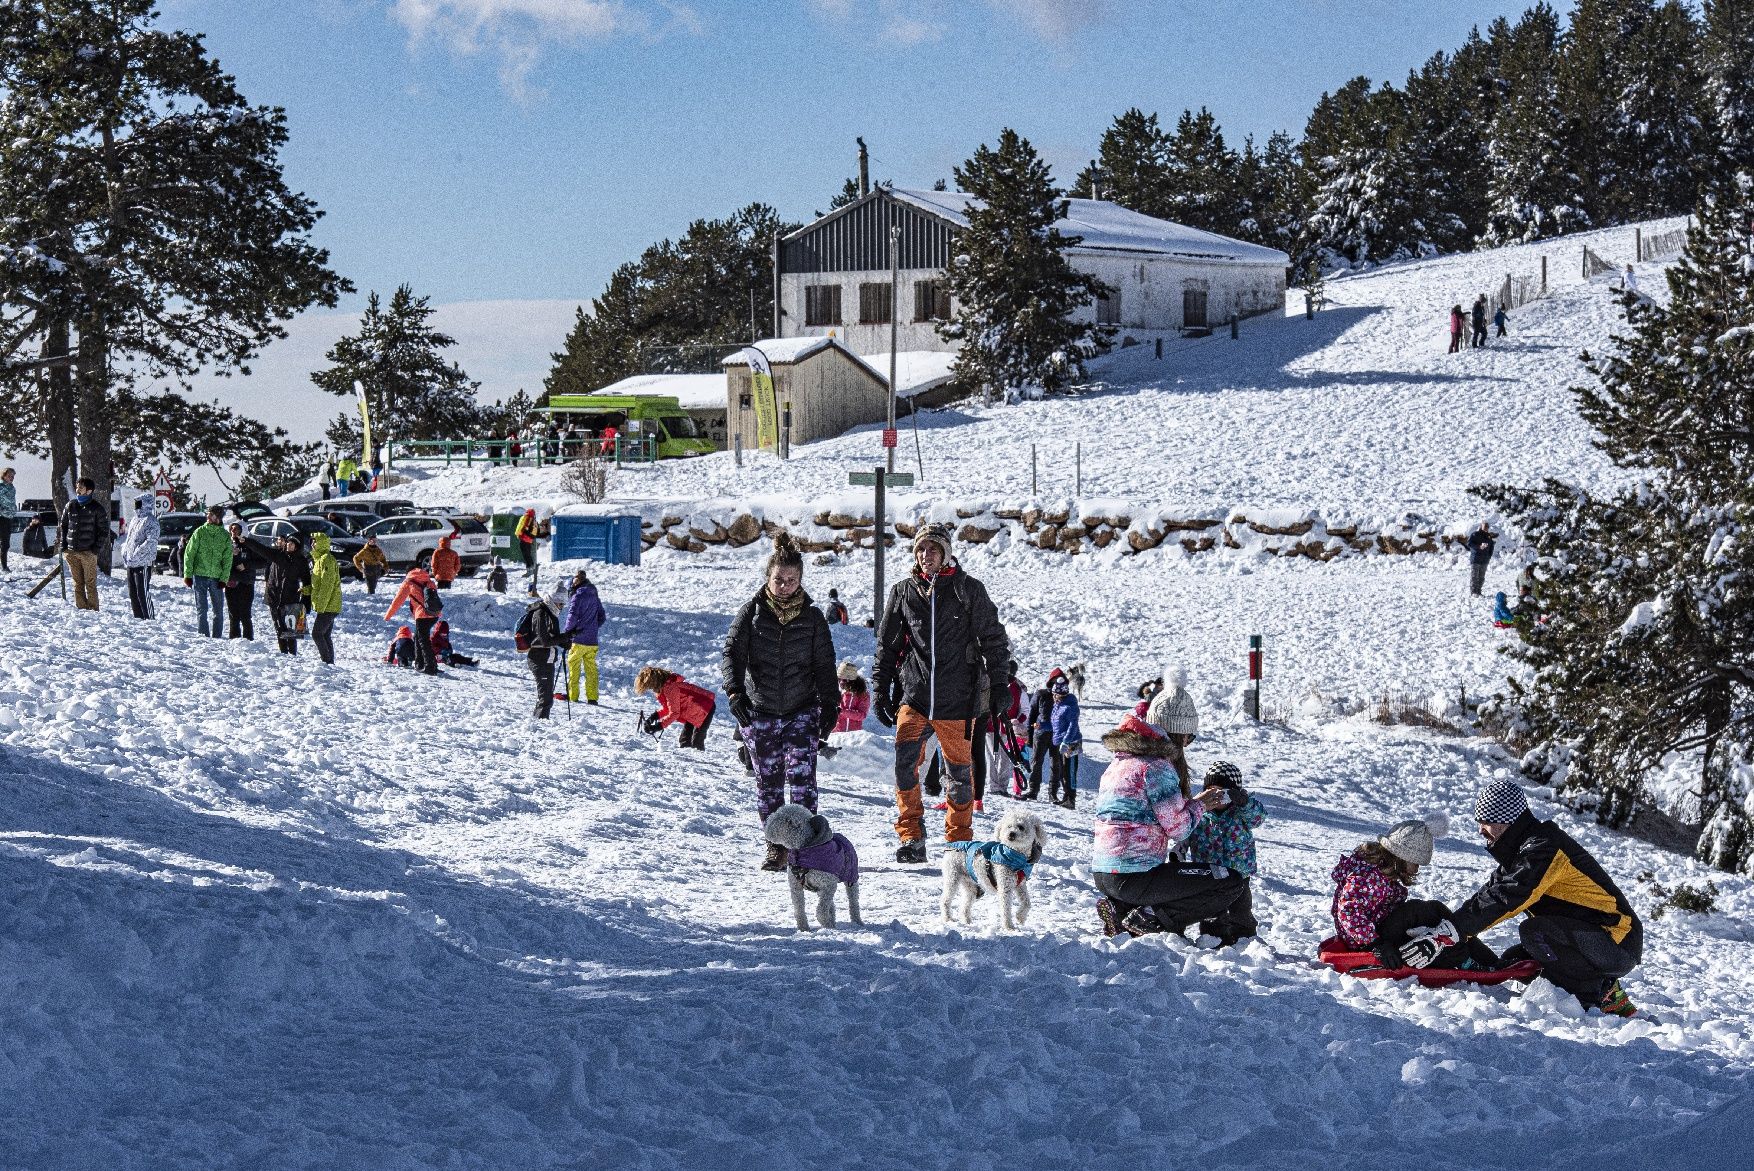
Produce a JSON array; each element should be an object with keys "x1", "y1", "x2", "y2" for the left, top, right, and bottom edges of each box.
[
  {"x1": 1640, "y1": 225, "x2": 1689, "y2": 261},
  {"x1": 1497, "y1": 272, "x2": 1546, "y2": 311},
  {"x1": 1582, "y1": 244, "x2": 1619, "y2": 280}
]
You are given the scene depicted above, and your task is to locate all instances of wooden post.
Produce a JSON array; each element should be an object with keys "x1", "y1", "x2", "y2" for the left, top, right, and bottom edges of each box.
[
  {"x1": 1230, "y1": 313, "x2": 1239, "y2": 340},
  {"x1": 1031, "y1": 444, "x2": 1037, "y2": 495},
  {"x1": 872, "y1": 465, "x2": 885, "y2": 628},
  {"x1": 1541, "y1": 255, "x2": 1547, "y2": 293},
  {"x1": 733, "y1": 432, "x2": 743, "y2": 468},
  {"x1": 1154, "y1": 337, "x2": 1162, "y2": 359},
  {"x1": 1076, "y1": 441, "x2": 1082, "y2": 496},
  {"x1": 1247, "y1": 634, "x2": 1263, "y2": 721},
  {"x1": 1635, "y1": 226, "x2": 1643, "y2": 262}
]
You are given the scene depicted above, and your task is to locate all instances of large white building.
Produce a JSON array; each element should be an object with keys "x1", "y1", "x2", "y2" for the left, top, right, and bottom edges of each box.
[{"x1": 775, "y1": 186, "x2": 1291, "y2": 356}]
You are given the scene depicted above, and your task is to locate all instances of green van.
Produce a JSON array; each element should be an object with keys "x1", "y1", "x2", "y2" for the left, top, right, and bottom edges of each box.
[{"x1": 544, "y1": 395, "x2": 715, "y2": 460}]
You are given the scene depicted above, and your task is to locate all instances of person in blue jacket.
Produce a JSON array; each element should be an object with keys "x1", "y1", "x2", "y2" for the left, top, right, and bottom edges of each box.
[
  {"x1": 1492, "y1": 591, "x2": 1516, "y2": 628},
  {"x1": 561, "y1": 569, "x2": 608, "y2": 704},
  {"x1": 1047, "y1": 669, "x2": 1083, "y2": 808}
]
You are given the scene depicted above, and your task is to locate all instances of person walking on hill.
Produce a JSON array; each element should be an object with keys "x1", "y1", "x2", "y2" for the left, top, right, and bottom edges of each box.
[
  {"x1": 1493, "y1": 304, "x2": 1509, "y2": 338},
  {"x1": 118, "y1": 496, "x2": 160, "y2": 620},
  {"x1": 336, "y1": 453, "x2": 359, "y2": 497},
  {"x1": 308, "y1": 532, "x2": 343, "y2": 665},
  {"x1": 1047, "y1": 669, "x2": 1084, "y2": 808},
  {"x1": 514, "y1": 508, "x2": 538, "y2": 583},
  {"x1": 319, "y1": 458, "x2": 336, "y2": 501},
  {"x1": 820, "y1": 588, "x2": 849, "y2": 625},
  {"x1": 1471, "y1": 294, "x2": 1489, "y2": 348},
  {"x1": 429, "y1": 534, "x2": 460, "y2": 588},
  {"x1": 514, "y1": 589, "x2": 566, "y2": 718},
  {"x1": 1466, "y1": 521, "x2": 1496, "y2": 596},
  {"x1": 0, "y1": 466, "x2": 16, "y2": 573},
  {"x1": 1024, "y1": 677, "x2": 1055, "y2": 800},
  {"x1": 1448, "y1": 304, "x2": 1465, "y2": 354},
  {"x1": 225, "y1": 522, "x2": 260, "y2": 640},
  {"x1": 873, "y1": 523, "x2": 1012, "y2": 864},
  {"x1": 561, "y1": 568, "x2": 607, "y2": 704},
  {"x1": 1398, "y1": 778, "x2": 1643, "y2": 1017},
  {"x1": 722, "y1": 532, "x2": 840, "y2": 870},
  {"x1": 245, "y1": 531, "x2": 311, "y2": 654},
  {"x1": 58, "y1": 478, "x2": 110, "y2": 612},
  {"x1": 182, "y1": 507, "x2": 233, "y2": 638},
  {"x1": 384, "y1": 564, "x2": 443, "y2": 676},
  {"x1": 353, "y1": 535, "x2": 387, "y2": 595}
]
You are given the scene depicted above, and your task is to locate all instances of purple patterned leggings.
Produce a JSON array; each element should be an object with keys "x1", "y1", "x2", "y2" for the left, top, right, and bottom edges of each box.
[{"x1": 747, "y1": 707, "x2": 821, "y2": 824}]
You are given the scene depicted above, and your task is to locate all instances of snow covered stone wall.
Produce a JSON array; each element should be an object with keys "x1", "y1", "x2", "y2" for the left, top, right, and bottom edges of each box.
[{"x1": 572, "y1": 497, "x2": 1492, "y2": 561}]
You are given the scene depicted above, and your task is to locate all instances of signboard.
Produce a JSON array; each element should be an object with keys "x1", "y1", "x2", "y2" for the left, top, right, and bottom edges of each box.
[
  {"x1": 881, "y1": 428, "x2": 898, "y2": 449},
  {"x1": 152, "y1": 469, "x2": 175, "y2": 512},
  {"x1": 736, "y1": 347, "x2": 778, "y2": 451},
  {"x1": 847, "y1": 471, "x2": 914, "y2": 487}
]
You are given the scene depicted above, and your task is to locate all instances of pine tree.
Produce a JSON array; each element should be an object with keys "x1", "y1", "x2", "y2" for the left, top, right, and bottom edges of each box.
[
  {"x1": 1614, "y1": 2, "x2": 1704, "y2": 221},
  {"x1": 1299, "y1": 83, "x2": 1433, "y2": 267},
  {"x1": 1558, "y1": 0, "x2": 1660, "y2": 224},
  {"x1": 1092, "y1": 108, "x2": 1170, "y2": 217},
  {"x1": 1702, "y1": 0, "x2": 1754, "y2": 188},
  {"x1": 1481, "y1": 4, "x2": 1589, "y2": 245},
  {"x1": 1163, "y1": 108, "x2": 1242, "y2": 235},
  {"x1": 1243, "y1": 131, "x2": 1305, "y2": 256},
  {"x1": 1474, "y1": 182, "x2": 1754, "y2": 876},
  {"x1": 312, "y1": 285, "x2": 484, "y2": 450},
  {"x1": 939, "y1": 128, "x2": 1111, "y2": 400},
  {"x1": 0, "y1": 0, "x2": 347, "y2": 507},
  {"x1": 1401, "y1": 51, "x2": 1481, "y2": 253}
]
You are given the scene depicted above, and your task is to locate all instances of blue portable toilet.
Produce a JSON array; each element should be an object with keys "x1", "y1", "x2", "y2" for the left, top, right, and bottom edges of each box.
[{"x1": 550, "y1": 514, "x2": 642, "y2": 566}]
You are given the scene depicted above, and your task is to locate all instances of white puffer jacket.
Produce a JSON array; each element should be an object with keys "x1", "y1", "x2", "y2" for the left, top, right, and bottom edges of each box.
[{"x1": 118, "y1": 508, "x2": 160, "y2": 570}]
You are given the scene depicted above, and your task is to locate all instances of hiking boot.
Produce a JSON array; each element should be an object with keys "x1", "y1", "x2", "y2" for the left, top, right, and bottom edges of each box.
[
  {"x1": 895, "y1": 840, "x2": 927, "y2": 864},
  {"x1": 1121, "y1": 907, "x2": 1165, "y2": 937},
  {"x1": 1096, "y1": 897, "x2": 1124, "y2": 938},
  {"x1": 1596, "y1": 979, "x2": 1638, "y2": 1017},
  {"x1": 760, "y1": 842, "x2": 787, "y2": 872}
]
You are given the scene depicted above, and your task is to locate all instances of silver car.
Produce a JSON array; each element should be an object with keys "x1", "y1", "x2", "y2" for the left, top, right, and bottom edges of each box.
[{"x1": 361, "y1": 514, "x2": 491, "y2": 573}]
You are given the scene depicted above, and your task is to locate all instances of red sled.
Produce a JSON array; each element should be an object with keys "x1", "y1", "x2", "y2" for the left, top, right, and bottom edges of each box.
[{"x1": 1317, "y1": 937, "x2": 1541, "y2": 989}]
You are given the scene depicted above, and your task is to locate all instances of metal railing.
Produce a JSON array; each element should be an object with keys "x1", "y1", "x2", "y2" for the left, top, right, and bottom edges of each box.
[{"x1": 393, "y1": 435, "x2": 658, "y2": 467}]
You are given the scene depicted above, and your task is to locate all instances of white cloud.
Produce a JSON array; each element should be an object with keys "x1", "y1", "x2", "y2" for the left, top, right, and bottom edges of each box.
[
  {"x1": 808, "y1": 0, "x2": 1106, "y2": 45},
  {"x1": 885, "y1": 15, "x2": 943, "y2": 45},
  {"x1": 389, "y1": 0, "x2": 701, "y2": 96},
  {"x1": 983, "y1": 0, "x2": 1109, "y2": 43}
]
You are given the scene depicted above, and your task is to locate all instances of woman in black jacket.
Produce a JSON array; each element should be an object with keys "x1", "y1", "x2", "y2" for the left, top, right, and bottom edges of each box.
[
  {"x1": 245, "y1": 532, "x2": 311, "y2": 654},
  {"x1": 722, "y1": 532, "x2": 839, "y2": 870},
  {"x1": 224, "y1": 523, "x2": 261, "y2": 640}
]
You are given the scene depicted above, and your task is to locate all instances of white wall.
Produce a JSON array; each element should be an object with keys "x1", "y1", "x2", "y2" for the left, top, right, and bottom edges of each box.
[{"x1": 782, "y1": 255, "x2": 1287, "y2": 359}]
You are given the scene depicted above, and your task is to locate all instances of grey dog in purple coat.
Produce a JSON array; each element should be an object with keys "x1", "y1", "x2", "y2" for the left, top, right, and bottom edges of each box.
[{"x1": 763, "y1": 803, "x2": 862, "y2": 930}]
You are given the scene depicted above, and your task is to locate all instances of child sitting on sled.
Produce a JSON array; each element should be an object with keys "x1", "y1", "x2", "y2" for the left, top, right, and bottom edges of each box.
[{"x1": 1330, "y1": 814, "x2": 1498, "y2": 970}]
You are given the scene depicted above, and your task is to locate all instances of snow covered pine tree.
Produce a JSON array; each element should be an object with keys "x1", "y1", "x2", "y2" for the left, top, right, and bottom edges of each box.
[{"x1": 1473, "y1": 180, "x2": 1754, "y2": 877}]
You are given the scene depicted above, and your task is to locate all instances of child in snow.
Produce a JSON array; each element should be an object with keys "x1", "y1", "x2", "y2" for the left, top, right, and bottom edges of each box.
[
  {"x1": 1047, "y1": 669, "x2": 1083, "y2": 808},
  {"x1": 835, "y1": 661, "x2": 871, "y2": 732},
  {"x1": 1330, "y1": 816, "x2": 1497, "y2": 970},
  {"x1": 1492, "y1": 591, "x2": 1516, "y2": 628},
  {"x1": 1178, "y1": 761, "x2": 1265, "y2": 945},
  {"x1": 634, "y1": 666, "x2": 716, "y2": 750},
  {"x1": 1448, "y1": 304, "x2": 1465, "y2": 353},
  {"x1": 384, "y1": 625, "x2": 418, "y2": 668},
  {"x1": 1493, "y1": 304, "x2": 1508, "y2": 337},
  {"x1": 430, "y1": 619, "x2": 477, "y2": 667}
]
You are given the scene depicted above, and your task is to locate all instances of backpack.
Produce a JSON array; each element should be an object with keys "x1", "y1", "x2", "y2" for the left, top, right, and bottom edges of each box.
[
  {"x1": 421, "y1": 582, "x2": 444, "y2": 615},
  {"x1": 831, "y1": 601, "x2": 848, "y2": 625},
  {"x1": 517, "y1": 602, "x2": 560, "y2": 651}
]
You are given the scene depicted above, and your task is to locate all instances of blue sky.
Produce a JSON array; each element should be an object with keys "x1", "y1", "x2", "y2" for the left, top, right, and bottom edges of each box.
[{"x1": 164, "y1": 0, "x2": 1561, "y2": 309}]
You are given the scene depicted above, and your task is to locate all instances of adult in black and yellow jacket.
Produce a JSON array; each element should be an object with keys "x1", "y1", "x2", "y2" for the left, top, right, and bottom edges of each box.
[{"x1": 1402, "y1": 777, "x2": 1641, "y2": 1015}]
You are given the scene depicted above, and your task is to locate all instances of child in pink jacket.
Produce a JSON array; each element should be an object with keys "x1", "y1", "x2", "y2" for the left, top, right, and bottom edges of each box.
[{"x1": 834, "y1": 661, "x2": 871, "y2": 732}]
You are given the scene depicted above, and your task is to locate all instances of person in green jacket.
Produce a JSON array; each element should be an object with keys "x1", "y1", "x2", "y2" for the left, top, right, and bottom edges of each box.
[
  {"x1": 182, "y1": 507, "x2": 235, "y2": 639},
  {"x1": 336, "y1": 454, "x2": 359, "y2": 497},
  {"x1": 309, "y1": 532, "x2": 343, "y2": 665}
]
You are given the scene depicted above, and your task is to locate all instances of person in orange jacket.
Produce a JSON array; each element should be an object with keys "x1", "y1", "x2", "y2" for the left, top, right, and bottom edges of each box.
[
  {"x1": 430, "y1": 533, "x2": 461, "y2": 588},
  {"x1": 384, "y1": 565, "x2": 443, "y2": 675},
  {"x1": 634, "y1": 666, "x2": 715, "y2": 750}
]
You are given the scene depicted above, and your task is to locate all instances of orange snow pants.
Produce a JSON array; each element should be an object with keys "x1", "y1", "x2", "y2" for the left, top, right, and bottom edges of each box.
[{"x1": 894, "y1": 705, "x2": 975, "y2": 843}]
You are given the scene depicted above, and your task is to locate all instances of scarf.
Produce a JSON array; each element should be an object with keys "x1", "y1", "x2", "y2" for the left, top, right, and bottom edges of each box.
[{"x1": 765, "y1": 586, "x2": 808, "y2": 625}]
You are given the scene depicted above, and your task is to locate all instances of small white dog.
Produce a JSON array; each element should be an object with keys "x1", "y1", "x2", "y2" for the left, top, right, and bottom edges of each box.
[
  {"x1": 763, "y1": 803, "x2": 862, "y2": 931},
  {"x1": 940, "y1": 809, "x2": 1048, "y2": 932}
]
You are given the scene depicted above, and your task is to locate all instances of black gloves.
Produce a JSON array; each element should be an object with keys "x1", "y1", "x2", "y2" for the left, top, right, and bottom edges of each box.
[
  {"x1": 641, "y1": 713, "x2": 662, "y2": 736},
  {"x1": 874, "y1": 697, "x2": 898, "y2": 727},
  {"x1": 989, "y1": 684, "x2": 1009, "y2": 720},
  {"x1": 728, "y1": 692, "x2": 753, "y2": 728},
  {"x1": 818, "y1": 707, "x2": 838, "y2": 741}
]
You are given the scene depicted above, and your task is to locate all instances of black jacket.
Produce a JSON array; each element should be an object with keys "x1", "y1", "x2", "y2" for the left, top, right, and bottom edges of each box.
[
  {"x1": 58, "y1": 498, "x2": 109, "y2": 554},
  {"x1": 874, "y1": 565, "x2": 1010, "y2": 721},
  {"x1": 227, "y1": 539, "x2": 264, "y2": 586},
  {"x1": 1465, "y1": 529, "x2": 1496, "y2": 564},
  {"x1": 245, "y1": 537, "x2": 310, "y2": 608},
  {"x1": 722, "y1": 590, "x2": 838, "y2": 720},
  {"x1": 1025, "y1": 688, "x2": 1054, "y2": 741},
  {"x1": 1451, "y1": 810, "x2": 1639, "y2": 946}
]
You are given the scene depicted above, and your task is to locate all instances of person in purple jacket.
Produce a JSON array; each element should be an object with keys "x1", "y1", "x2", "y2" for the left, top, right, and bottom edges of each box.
[{"x1": 561, "y1": 569, "x2": 607, "y2": 704}]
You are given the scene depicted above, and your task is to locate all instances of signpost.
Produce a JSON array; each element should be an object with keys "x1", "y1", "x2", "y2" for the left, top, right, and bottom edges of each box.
[
  {"x1": 152, "y1": 469, "x2": 175, "y2": 514},
  {"x1": 1247, "y1": 634, "x2": 1263, "y2": 721},
  {"x1": 849, "y1": 466, "x2": 915, "y2": 626}
]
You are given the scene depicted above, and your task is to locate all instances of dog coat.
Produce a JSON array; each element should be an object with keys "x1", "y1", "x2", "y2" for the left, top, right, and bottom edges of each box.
[
  {"x1": 947, "y1": 840, "x2": 1033, "y2": 888},
  {"x1": 788, "y1": 833, "x2": 859, "y2": 887}
]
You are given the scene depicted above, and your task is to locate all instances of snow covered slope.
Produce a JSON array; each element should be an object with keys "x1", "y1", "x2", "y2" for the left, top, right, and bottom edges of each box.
[
  {"x1": 350, "y1": 217, "x2": 1682, "y2": 528},
  {"x1": 3, "y1": 525, "x2": 1750, "y2": 1167}
]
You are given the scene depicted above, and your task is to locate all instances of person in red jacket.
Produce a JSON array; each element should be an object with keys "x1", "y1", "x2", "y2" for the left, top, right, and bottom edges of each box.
[
  {"x1": 384, "y1": 565, "x2": 443, "y2": 676},
  {"x1": 835, "y1": 661, "x2": 871, "y2": 732},
  {"x1": 429, "y1": 533, "x2": 461, "y2": 587},
  {"x1": 634, "y1": 666, "x2": 715, "y2": 750}
]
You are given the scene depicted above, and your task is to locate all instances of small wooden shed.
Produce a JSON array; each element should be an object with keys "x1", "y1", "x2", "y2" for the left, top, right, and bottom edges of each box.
[{"x1": 722, "y1": 337, "x2": 893, "y2": 450}]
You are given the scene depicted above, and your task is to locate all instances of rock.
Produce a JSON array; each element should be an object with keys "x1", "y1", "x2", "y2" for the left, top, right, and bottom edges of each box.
[
  {"x1": 1036, "y1": 525, "x2": 1060, "y2": 550},
  {"x1": 824, "y1": 512, "x2": 868, "y2": 529},
  {"x1": 1160, "y1": 517, "x2": 1225, "y2": 532},
  {"x1": 1242, "y1": 516, "x2": 1315, "y2": 537},
  {"x1": 1020, "y1": 507, "x2": 1042, "y2": 528},
  {"x1": 1042, "y1": 507, "x2": 1071, "y2": 526},
  {"x1": 1127, "y1": 528, "x2": 1164, "y2": 552},
  {"x1": 1328, "y1": 524, "x2": 1358, "y2": 539},
  {"x1": 1090, "y1": 526, "x2": 1117, "y2": 548},
  {"x1": 666, "y1": 529, "x2": 693, "y2": 551},
  {"x1": 1057, "y1": 528, "x2": 1084, "y2": 553},
  {"x1": 725, "y1": 513, "x2": 762, "y2": 546},
  {"x1": 1181, "y1": 535, "x2": 1217, "y2": 554},
  {"x1": 660, "y1": 514, "x2": 683, "y2": 529},
  {"x1": 797, "y1": 534, "x2": 838, "y2": 554},
  {"x1": 955, "y1": 506, "x2": 983, "y2": 519},
  {"x1": 847, "y1": 527, "x2": 874, "y2": 544},
  {"x1": 1377, "y1": 533, "x2": 1412, "y2": 555},
  {"x1": 687, "y1": 537, "x2": 707, "y2": 553},
  {"x1": 760, "y1": 518, "x2": 785, "y2": 537},
  {"x1": 958, "y1": 523, "x2": 997, "y2": 544},
  {"x1": 688, "y1": 519, "x2": 728, "y2": 543},
  {"x1": 894, "y1": 520, "x2": 917, "y2": 539},
  {"x1": 993, "y1": 507, "x2": 1023, "y2": 521},
  {"x1": 1080, "y1": 510, "x2": 1131, "y2": 529}
]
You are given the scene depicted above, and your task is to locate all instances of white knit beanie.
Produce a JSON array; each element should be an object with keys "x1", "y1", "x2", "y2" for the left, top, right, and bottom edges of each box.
[
  {"x1": 1147, "y1": 676, "x2": 1199, "y2": 737},
  {"x1": 1378, "y1": 811, "x2": 1450, "y2": 866}
]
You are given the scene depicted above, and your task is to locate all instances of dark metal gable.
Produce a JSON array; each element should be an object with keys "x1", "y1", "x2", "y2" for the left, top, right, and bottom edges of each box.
[{"x1": 780, "y1": 189, "x2": 957, "y2": 274}]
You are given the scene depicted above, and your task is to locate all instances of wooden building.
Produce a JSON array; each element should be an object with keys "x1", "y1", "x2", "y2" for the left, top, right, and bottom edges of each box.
[
  {"x1": 776, "y1": 186, "x2": 1291, "y2": 356},
  {"x1": 721, "y1": 337, "x2": 894, "y2": 450}
]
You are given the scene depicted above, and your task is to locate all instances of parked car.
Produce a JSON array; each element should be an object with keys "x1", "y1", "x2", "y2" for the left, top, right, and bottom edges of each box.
[
  {"x1": 295, "y1": 498, "x2": 414, "y2": 523},
  {"x1": 225, "y1": 499, "x2": 274, "y2": 521},
  {"x1": 151, "y1": 512, "x2": 209, "y2": 572},
  {"x1": 361, "y1": 514, "x2": 491, "y2": 573},
  {"x1": 245, "y1": 516, "x2": 367, "y2": 577}
]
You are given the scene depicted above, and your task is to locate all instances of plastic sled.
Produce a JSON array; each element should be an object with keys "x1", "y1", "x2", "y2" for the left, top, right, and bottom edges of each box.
[{"x1": 1317, "y1": 937, "x2": 1541, "y2": 989}]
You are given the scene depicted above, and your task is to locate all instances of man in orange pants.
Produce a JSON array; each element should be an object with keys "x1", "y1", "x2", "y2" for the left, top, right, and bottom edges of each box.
[{"x1": 873, "y1": 523, "x2": 1012, "y2": 864}]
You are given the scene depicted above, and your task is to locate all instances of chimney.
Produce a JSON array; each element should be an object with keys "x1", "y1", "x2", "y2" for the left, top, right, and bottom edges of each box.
[{"x1": 857, "y1": 137, "x2": 869, "y2": 197}]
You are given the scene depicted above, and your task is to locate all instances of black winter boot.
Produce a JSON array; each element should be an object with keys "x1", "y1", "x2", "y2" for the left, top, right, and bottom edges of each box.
[
  {"x1": 895, "y1": 840, "x2": 927, "y2": 864},
  {"x1": 761, "y1": 842, "x2": 787, "y2": 871}
]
